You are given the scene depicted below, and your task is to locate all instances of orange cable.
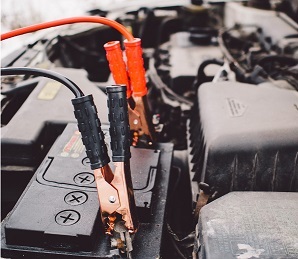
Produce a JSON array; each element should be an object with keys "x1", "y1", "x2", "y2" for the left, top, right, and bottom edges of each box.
[{"x1": 0, "y1": 16, "x2": 134, "y2": 41}]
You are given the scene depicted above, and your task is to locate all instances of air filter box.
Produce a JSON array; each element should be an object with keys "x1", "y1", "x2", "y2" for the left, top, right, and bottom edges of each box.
[
  {"x1": 195, "y1": 192, "x2": 298, "y2": 259},
  {"x1": 189, "y1": 82, "x2": 298, "y2": 195}
]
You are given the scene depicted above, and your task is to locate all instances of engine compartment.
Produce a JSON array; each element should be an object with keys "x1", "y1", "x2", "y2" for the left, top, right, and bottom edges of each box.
[{"x1": 1, "y1": 1, "x2": 298, "y2": 258}]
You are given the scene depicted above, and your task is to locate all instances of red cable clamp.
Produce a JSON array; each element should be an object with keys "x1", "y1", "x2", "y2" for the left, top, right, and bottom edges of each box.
[
  {"x1": 104, "y1": 41, "x2": 132, "y2": 98},
  {"x1": 124, "y1": 38, "x2": 147, "y2": 97}
]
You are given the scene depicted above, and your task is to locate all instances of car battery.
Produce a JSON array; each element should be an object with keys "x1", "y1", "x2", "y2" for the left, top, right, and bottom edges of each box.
[
  {"x1": 1, "y1": 123, "x2": 174, "y2": 258},
  {"x1": 1, "y1": 67, "x2": 109, "y2": 167},
  {"x1": 1, "y1": 67, "x2": 109, "y2": 218}
]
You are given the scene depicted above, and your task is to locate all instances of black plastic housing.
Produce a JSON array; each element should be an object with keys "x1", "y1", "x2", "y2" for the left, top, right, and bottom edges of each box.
[
  {"x1": 188, "y1": 82, "x2": 298, "y2": 196},
  {"x1": 195, "y1": 192, "x2": 298, "y2": 259},
  {"x1": 106, "y1": 85, "x2": 131, "y2": 162},
  {"x1": 1, "y1": 68, "x2": 110, "y2": 219},
  {"x1": 1, "y1": 68, "x2": 109, "y2": 167},
  {"x1": 72, "y1": 95, "x2": 109, "y2": 169},
  {"x1": 1, "y1": 123, "x2": 173, "y2": 259}
]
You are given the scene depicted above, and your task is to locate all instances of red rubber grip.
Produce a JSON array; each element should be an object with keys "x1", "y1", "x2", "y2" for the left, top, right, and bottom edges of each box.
[
  {"x1": 124, "y1": 38, "x2": 147, "y2": 97},
  {"x1": 104, "y1": 41, "x2": 132, "y2": 98}
]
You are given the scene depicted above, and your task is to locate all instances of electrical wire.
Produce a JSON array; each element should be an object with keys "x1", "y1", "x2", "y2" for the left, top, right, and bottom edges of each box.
[
  {"x1": 155, "y1": 16, "x2": 182, "y2": 49},
  {"x1": 257, "y1": 55, "x2": 298, "y2": 67},
  {"x1": 218, "y1": 27, "x2": 246, "y2": 78},
  {"x1": 1, "y1": 16, "x2": 134, "y2": 42},
  {"x1": 148, "y1": 59, "x2": 193, "y2": 106},
  {"x1": 168, "y1": 234, "x2": 188, "y2": 259},
  {"x1": 194, "y1": 58, "x2": 224, "y2": 88},
  {"x1": 165, "y1": 166, "x2": 194, "y2": 259},
  {"x1": 1, "y1": 67, "x2": 84, "y2": 98},
  {"x1": 167, "y1": 166, "x2": 188, "y2": 259}
]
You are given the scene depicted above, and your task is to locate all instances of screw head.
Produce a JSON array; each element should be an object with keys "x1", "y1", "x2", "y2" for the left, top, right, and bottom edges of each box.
[
  {"x1": 133, "y1": 119, "x2": 138, "y2": 125},
  {"x1": 109, "y1": 196, "x2": 116, "y2": 203}
]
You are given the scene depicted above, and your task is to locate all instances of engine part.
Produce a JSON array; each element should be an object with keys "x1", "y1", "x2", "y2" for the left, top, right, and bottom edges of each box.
[
  {"x1": 225, "y1": 1, "x2": 298, "y2": 63},
  {"x1": 1, "y1": 123, "x2": 174, "y2": 258},
  {"x1": 224, "y1": 2, "x2": 298, "y2": 48},
  {"x1": 195, "y1": 191, "x2": 298, "y2": 259},
  {"x1": 1, "y1": 67, "x2": 110, "y2": 218},
  {"x1": 1, "y1": 67, "x2": 108, "y2": 167},
  {"x1": 218, "y1": 24, "x2": 298, "y2": 89},
  {"x1": 157, "y1": 31, "x2": 222, "y2": 93},
  {"x1": 188, "y1": 82, "x2": 298, "y2": 197},
  {"x1": 1, "y1": 2, "x2": 298, "y2": 258},
  {"x1": 248, "y1": 0, "x2": 271, "y2": 10},
  {"x1": 277, "y1": 0, "x2": 298, "y2": 23}
]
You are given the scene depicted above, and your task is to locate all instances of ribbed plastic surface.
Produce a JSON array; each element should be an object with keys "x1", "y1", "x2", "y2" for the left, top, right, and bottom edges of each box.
[
  {"x1": 104, "y1": 41, "x2": 132, "y2": 98},
  {"x1": 72, "y1": 95, "x2": 110, "y2": 169},
  {"x1": 124, "y1": 38, "x2": 147, "y2": 97},
  {"x1": 189, "y1": 82, "x2": 298, "y2": 195},
  {"x1": 106, "y1": 85, "x2": 131, "y2": 162},
  {"x1": 196, "y1": 192, "x2": 298, "y2": 259}
]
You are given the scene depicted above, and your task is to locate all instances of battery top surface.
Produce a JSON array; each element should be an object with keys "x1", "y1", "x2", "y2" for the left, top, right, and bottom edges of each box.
[{"x1": 1, "y1": 67, "x2": 109, "y2": 165}]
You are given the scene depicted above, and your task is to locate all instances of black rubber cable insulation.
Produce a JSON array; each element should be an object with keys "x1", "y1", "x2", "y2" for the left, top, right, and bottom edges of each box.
[{"x1": 1, "y1": 67, "x2": 84, "y2": 97}]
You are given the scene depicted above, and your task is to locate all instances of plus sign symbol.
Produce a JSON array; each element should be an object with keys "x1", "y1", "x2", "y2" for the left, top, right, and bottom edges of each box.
[
  {"x1": 64, "y1": 191, "x2": 88, "y2": 206},
  {"x1": 55, "y1": 210, "x2": 80, "y2": 226},
  {"x1": 73, "y1": 172, "x2": 95, "y2": 185}
]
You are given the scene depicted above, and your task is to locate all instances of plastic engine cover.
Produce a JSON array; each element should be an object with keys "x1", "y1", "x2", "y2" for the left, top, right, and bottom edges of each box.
[
  {"x1": 189, "y1": 82, "x2": 298, "y2": 195},
  {"x1": 196, "y1": 192, "x2": 298, "y2": 259}
]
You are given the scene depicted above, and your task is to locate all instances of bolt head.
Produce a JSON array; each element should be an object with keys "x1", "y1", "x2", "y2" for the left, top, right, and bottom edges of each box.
[{"x1": 109, "y1": 196, "x2": 116, "y2": 203}]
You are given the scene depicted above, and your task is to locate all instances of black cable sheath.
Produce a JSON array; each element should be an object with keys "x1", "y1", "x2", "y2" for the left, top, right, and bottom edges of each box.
[
  {"x1": 106, "y1": 85, "x2": 131, "y2": 162},
  {"x1": 1, "y1": 67, "x2": 84, "y2": 97},
  {"x1": 72, "y1": 95, "x2": 110, "y2": 169},
  {"x1": 257, "y1": 55, "x2": 298, "y2": 67}
]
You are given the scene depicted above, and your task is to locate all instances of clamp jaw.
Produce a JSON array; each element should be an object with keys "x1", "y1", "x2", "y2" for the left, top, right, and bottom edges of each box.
[{"x1": 72, "y1": 85, "x2": 138, "y2": 257}]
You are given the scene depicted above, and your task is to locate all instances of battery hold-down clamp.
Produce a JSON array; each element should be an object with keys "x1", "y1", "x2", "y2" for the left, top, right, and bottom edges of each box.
[{"x1": 71, "y1": 85, "x2": 138, "y2": 258}]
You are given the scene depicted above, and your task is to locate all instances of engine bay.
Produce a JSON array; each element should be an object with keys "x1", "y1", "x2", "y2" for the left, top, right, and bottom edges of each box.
[{"x1": 1, "y1": 1, "x2": 298, "y2": 258}]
